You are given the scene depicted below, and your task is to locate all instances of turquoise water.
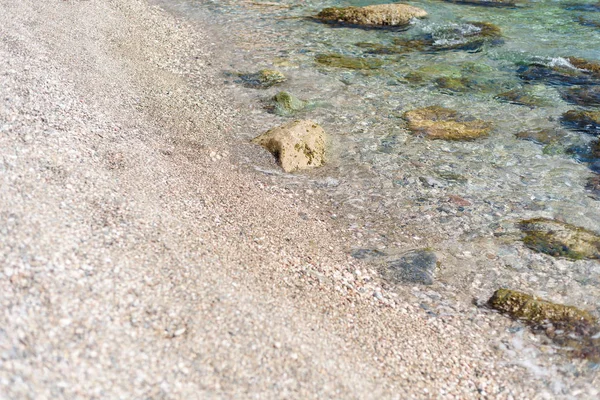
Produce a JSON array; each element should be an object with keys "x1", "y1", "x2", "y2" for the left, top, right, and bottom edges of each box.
[{"x1": 155, "y1": 0, "x2": 600, "y2": 368}]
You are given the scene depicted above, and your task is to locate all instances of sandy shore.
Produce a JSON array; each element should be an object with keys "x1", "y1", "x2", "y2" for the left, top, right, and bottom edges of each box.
[{"x1": 0, "y1": 0, "x2": 597, "y2": 398}]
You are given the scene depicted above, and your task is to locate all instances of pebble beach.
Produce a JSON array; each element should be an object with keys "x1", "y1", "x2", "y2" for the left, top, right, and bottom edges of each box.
[{"x1": 1, "y1": 0, "x2": 599, "y2": 398}]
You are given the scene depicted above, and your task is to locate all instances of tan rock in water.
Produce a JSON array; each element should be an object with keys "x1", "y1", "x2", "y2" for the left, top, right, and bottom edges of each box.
[
  {"x1": 316, "y1": 4, "x2": 427, "y2": 27},
  {"x1": 252, "y1": 120, "x2": 327, "y2": 172},
  {"x1": 403, "y1": 106, "x2": 491, "y2": 140}
]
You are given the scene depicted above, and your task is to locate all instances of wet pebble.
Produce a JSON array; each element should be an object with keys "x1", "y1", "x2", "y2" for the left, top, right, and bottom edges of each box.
[{"x1": 383, "y1": 249, "x2": 438, "y2": 285}]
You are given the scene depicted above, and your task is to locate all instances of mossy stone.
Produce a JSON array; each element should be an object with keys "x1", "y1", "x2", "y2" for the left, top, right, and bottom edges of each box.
[
  {"x1": 403, "y1": 106, "x2": 492, "y2": 140},
  {"x1": 315, "y1": 53, "x2": 384, "y2": 70},
  {"x1": 519, "y1": 218, "x2": 600, "y2": 260},
  {"x1": 488, "y1": 288, "x2": 596, "y2": 333},
  {"x1": 239, "y1": 69, "x2": 286, "y2": 88},
  {"x1": 561, "y1": 110, "x2": 600, "y2": 135},
  {"x1": 267, "y1": 91, "x2": 308, "y2": 116}
]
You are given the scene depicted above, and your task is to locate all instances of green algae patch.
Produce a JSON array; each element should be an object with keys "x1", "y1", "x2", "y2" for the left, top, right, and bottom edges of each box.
[
  {"x1": 488, "y1": 288, "x2": 596, "y2": 331},
  {"x1": 315, "y1": 53, "x2": 385, "y2": 70},
  {"x1": 519, "y1": 218, "x2": 600, "y2": 260},
  {"x1": 266, "y1": 91, "x2": 309, "y2": 116}
]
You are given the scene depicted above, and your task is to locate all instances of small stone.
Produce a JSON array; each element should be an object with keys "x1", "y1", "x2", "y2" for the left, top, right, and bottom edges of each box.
[
  {"x1": 383, "y1": 249, "x2": 438, "y2": 285},
  {"x1": 267, "y1": 91, "x2": 308, "y2": 116},
  {"x1": 252, "y1": 120, "x2": 327, "y2": 172}
]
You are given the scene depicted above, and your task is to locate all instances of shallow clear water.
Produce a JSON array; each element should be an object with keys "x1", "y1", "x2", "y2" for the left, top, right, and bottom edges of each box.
[{"x1": 154, "y1": 0, "x2": 600, "y2": 369}]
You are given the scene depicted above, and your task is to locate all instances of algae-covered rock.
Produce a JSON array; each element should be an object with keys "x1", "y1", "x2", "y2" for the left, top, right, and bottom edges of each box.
[
  {"x1": 561, "y1": 85, "x2": 600, "y2": 107},
  {"x1": 315, "y1": 53, "x2": 384, "y2": 70},
  {"x1": 561, "y1": 110, "x2": 600, "y2": 135},
  {"x1": 495, "y1": 89, "x2": 550, "y2": 107},
  {"x1": 488, "y1": 289, "x2": 596, "y2": 332},
  {"x1": 403, "y1": 106, "x2": 492, "y2": 140},
  {"x1": 515, "y1": 128, "x2": 566, "y2": 145},
  {"x1": 519, "y1": 218, "x2": 600, "y2": 260},
  {"x1": 252, "y1": 120, "x2": 326, "y2": 172},
  {"x1": 238, "y1": 69, "x2": 286, "y2": 88},
  {"x1": 267, "y1": 91, "x2": 308, "y2": 116},
  {"x1": 315, "y1": 4, "x2": 428, "y2": 28}
]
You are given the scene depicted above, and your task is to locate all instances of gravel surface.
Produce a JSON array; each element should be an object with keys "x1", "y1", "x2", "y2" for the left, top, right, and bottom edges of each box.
[{"x1": 1, "y1": 0, "x2": 598, "y2": 398}]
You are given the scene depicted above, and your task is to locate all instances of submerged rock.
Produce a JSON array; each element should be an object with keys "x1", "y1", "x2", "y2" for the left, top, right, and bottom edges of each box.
[
  {"x1": 488, "y1": 289, "x2": 596, "y2": 333},
  {"x1": 561, "y1": 85, "x2": 600, "y2": 107},
  {"x1": 238, "y1": 69, "x2": 286, "y2": 88},
  {"x1": 495, "y1": 88, "x2": 550, "y2": 107},
  {"x1": 252, "y1": 120, "x2": 327, "y2": 172},
  {"x1": 576, "y1": 16, "x2": 600, "y2": 29},
  {"x1": 266, "y1": 91, "x2": 308, "y2": 116},
  {"x1": 587, "y1": 175, "x2": 600, "y2": 198},
  {"x1": 435, "y1": 76, "x2": 502, "y2": 94},
  {"x1": 515, "y1": 128, "x2": 566, "y2": 145},
  {"x1": 403, "y1": 106, "x2": 492, "y2": 140},
  {"x1": 351, "y1": 248, "x2": 387, "y2": 259},
  {"x1": 315, "y1": 4, "x2": 428, "y2": 28},
  {"x1": 354, "y1": 42, "x2": 405, "y2": 55},
  {"x1": 315, "y1": 53, "x2": 384, "y2": 70},
  {"x1": 561, "y1": 110, "x2": 600, "y2": 135},
  {"x1": 383, "y1": 249, "x2": 437, "y2": 285},
  {"x1": 518, "y1": 57, "x2": 600, "y2": 86},
  {"x1": 395, "y1": 21, "x2": 503, "y2": 53},
  {"x1": 564, "y1": 2, "x2": 600, "y2": 12},
  {"x1": 444, "y1": 0, "x2": 519, "y2": 7},
  {"x1": 519, "y1": 218, "x2": 600, "y2": 260}
]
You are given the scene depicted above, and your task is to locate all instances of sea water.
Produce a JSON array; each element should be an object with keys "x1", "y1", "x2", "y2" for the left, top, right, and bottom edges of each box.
[{"x1": 153, "y1": 0, "x2": 600, "y2": 371}]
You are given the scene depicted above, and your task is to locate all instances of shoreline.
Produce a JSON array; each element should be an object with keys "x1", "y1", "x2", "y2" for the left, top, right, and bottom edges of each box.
[{"x1": 0, "y1": 0, "x2": 598, "y2": 398}]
